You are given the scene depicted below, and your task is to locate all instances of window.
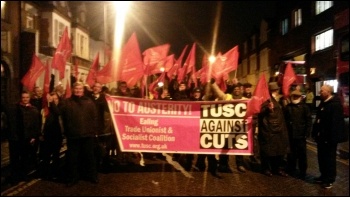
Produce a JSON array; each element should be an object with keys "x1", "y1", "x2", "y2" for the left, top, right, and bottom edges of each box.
[
  {"x1": 281, "y1": 18, "x2": 289, "y2": 35},
  {"x1": 75, "y1": 30, "x2": 89, "y2": 59},
  {"x1": 293, "y1": 9, "x2": 302, "y2": 28},
  {"x1": 1, "y1": 1, "x2": 8, "y2": 21},
  {"x1": 26, "y1": 15, "x2": 34, "y2": 29},
  {"x1": 54, "y1": 19, "x2": 67, "y2": 46},
  {"x1": 315, "y1": 29, "x2": 333, "y2": 51},
  {"x1": 315, "y1": 1, "x2": 333, "y2": 15}
]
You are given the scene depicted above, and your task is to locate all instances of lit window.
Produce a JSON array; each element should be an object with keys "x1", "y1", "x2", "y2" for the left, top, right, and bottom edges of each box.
[
  {"x1": 293, "y1": 9, "x2": 302, "y2": 27},
  {"x1": 315, "y1": 1, "x2": 333, "y2": 15},
  {"x1": 281, "y1": 18, "x2": 289, "y2": 35},
  {"x1": 315, "y1": 29, "x2": 333, "y2": 51}
]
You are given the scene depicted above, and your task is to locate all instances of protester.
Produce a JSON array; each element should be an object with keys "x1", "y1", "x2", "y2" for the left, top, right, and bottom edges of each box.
[
  {"x1": 194, "y1": 84, "x2": 221, "y2": 178},
  {"x1": 88, "y1": 82, "x2": 114, "y2": 173},
  {"x1": 243, "y1": 82, "x2": 260, "y2": 164},
  {"x1": 171, "y1": 81, "x2": 191, "y2": 168},
  {"x1": 210, "y1": 81, "x2": 249, "y2": 173},
  {"x1": 60, "y1": 82, "x2": 98, "y2": 186},
  {"x1": 5, "y1": 90, "x2": 42, "y2": 184},
  {"x1": 30, "y1": 86, "x2": 44, "y2": 112},
  {"x1": 284, "y1": 90, "x2": 312, "y2": 179},
  {"x1": 39, "y1": 91, "x2": 64, "y2": 180},
  {"x1": 258, "y1": 82, "x2": 289, "y2": 177},
  {"x1": 312, "y1": 84, "x2": 346, "y2": 189}
]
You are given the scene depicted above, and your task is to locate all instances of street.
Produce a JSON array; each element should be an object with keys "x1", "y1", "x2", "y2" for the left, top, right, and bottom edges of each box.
[{"x1": 1, "y1": 143, "x2": 349, "y2": 196}]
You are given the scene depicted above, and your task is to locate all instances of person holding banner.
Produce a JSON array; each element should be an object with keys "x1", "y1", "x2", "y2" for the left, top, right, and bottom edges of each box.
[
  {"x1": 210, "y1": 81, "x2": 249, "y2": 173},
  {"x1": 194, "y1": 85, "x2": 221, "y2": 178},
  {"x1": 258, "y1": 82, "x2": 289, "y2": 177}
]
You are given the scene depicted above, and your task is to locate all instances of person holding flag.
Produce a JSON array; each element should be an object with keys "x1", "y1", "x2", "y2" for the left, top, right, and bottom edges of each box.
[{"x1": 258, "y1": 82, "x2": 290, "y2": 177}]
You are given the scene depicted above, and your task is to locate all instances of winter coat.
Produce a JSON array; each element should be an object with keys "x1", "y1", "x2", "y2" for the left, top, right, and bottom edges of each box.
[
  {"x1": 312, "y1": 96, "x2": 347, "y2": 143},
  {"x1": 60, "y1": 95, "x2": 98, "y2": 139},
  {"x1": 285, "y1": 101, "x2": 312, "y2": 139},
  {"x1": 6, "y1": 103, "x2": 41, "y2": 141},
  {"x1": 88, "y1": 93, "x2": 112, "y2": 136},
  {"x1": 258, "y1": 97, "x2": 290, "y2": 156}
]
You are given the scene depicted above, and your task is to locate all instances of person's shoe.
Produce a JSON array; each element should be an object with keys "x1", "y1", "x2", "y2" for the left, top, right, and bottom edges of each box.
[
  {"x1": 314, "y1": 176, "x2": 323, "y2": 184},
  {"x1": 321, "y1": 183, "x2": 333, "y2": 189},
  {"x1": 210, "y1": 171, "x2": 223, "y2": 179},
  {"x1": 218, "y1": 165, "x2": 233, "y2": 173},
  {"x1": 237, "y1": 166, "x2": 246, "y2": 173},
  {"x1": 263, "y1": 170, "x2": 273, "y2": 177},
  {"x1": 277, "y1": 170, "x2": 288, "y2": 177}
]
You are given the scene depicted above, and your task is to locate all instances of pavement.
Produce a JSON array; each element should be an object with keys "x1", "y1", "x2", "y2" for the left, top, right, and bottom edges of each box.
[{"x1": 1, "y1": 136, "x2": 349, "y2": 196}]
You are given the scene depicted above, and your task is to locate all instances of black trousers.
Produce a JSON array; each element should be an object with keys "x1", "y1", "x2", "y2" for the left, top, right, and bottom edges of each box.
[
  {"x1": 287, "y1": 138, "x2": 307, "y2": 175},
  {"x1": 65, "y1": 137, "x2": 97, "y2": 183},
  {"x1": 317, "y1": 141, "x2": 338, "y2": 183}
]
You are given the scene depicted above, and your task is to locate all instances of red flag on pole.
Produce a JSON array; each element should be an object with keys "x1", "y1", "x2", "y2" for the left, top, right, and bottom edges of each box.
[
  {"x1": 42, "y1": 59, "x2": 50, "y2": 117},
  {"x1": 119, "y1": 32, "x2": 144, "y2": 87},
  {"x1": 21, "y1": 54, "x2": 46, "y2": 91},
  {"x1": 167, "y1": 45, "x2": 188, "y2": 79},
  {"x1": 143, "y1": 44, "x2": 170, "y2": 67},
  {"x1": 148, "y1": 72, "x2": 166, "y2": 99},
  {"x1": 282, "y1": 63, "x2": 296, "y2": 98},
  {"x1": 178, "y1": 43, "x2": 196, "y2": 83},
  {"x1": 246, "y1": 74, "x2": 271, "y2": 117},
  {"x1": 85, "y1": 52, "x2": 100, "y2": 87},
  {"x1": 65, "y1": 80, "x2": 72, "y2": 98},
  {"x1": 96, "y1": 59, "x2": 116, "y2": 84},
  {"x1": 52, "y1": 27, "x2": 72, "y2": 80}
]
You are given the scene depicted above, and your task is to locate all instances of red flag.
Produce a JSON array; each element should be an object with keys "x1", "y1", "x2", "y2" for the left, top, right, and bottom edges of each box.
[
  {"x1": 167, "y1": 45, "x2": 188, "y2": 79},
  {"x1": 222, "y1": 45, "x2": 239, "y2": 73},
  {"x1": 148, "y1": 72, "x2": 166, "y2": 99},
  {"x1": 96, "y1": 59, "x2": 116, "y2": 84},
  {"x1": 198, "y1": 54, "x2": 210, "y2": 85},
  {"x1": 282, "y1": 63, "x2": 296, "y2": 98},
  {"x1": 246, "y1": 74, "x2": 271, "y2": 117},
  {"x1": 178, "y1": 43, "x2": 196, "y2": 83},
  {"x1": 212, "y1": 46, "x2": 239, "y2": 82},
  {"x1": 42, "y1": 60, "x2": 50, "y2": 117},
  {"x1": 85, "y1": 53, "x2": 100, "y2": 87},
  {"x1": 119, "y1": 33, "x2": 145, "y2": 87},
  {"x1": 65, "y1": 80, "x2": 72, "y2": 98},
  {"x1": 143, "y1": 44, "x2": 170, "y2": 66},
  {"x1": 146, "y1": 54, "x2": 174, "y2": 75},
  {"x1": 51, "y1": 27, "x2": 72, "y2": 80},
  {"x1": 21, "y1": 54, "x2": 46, "y2": 91}
]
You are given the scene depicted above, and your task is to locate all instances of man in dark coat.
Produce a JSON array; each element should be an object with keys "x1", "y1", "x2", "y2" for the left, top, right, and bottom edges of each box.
[
  {"x1": 258, "y1": 82, "x2": 289, "y2": 177},
  {"x1": 60, "y1": 82, "x2": 98, "y2": 186},
  {"x1": 284, "y1": 90, "x2": 312, "y2": 179},
  {"x1": 312, "y1": 85, "x2": 346, "y2": 189},
  {"x1": 5, "y1": 91, "x2": 42, "y2": 184}
]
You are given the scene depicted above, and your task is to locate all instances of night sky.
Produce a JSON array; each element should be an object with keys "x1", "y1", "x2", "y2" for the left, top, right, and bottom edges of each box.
[
  {"x1": 86, "y1": 1, "x2": 278, "y2": 63},
  {"x1": 122, "y1": 1, "x2": 277, "y2": 58}
]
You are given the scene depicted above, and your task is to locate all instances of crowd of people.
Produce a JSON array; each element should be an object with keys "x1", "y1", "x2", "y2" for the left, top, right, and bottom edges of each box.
[{"x1": 1, "y1": 76, "x2": 346, "y2": 189}]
